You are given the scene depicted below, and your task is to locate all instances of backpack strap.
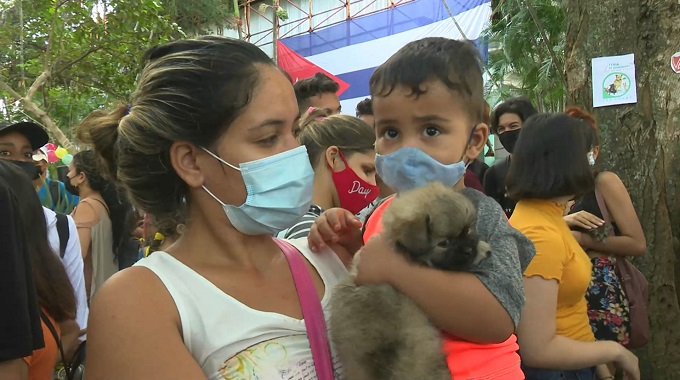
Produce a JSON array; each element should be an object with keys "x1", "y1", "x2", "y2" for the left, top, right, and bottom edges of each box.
[
  {"x1": 55, "y1": 213, "x2": 70, "y2": 259},
  {"x1": 594, "y1": 189, "x2": 615, "y2": 238},
  {"x1": 49, "y1": 180, "x2": 61, "y2": 209}
]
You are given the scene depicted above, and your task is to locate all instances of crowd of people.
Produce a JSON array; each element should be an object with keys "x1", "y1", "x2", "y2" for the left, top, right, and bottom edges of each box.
[{"x1": 0, "y1": 34, "x2": 648, "y2": 380}]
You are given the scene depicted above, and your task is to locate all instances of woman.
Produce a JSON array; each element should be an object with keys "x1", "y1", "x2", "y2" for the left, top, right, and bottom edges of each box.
[
  {"x1": 67, "y1": 150, "x2": 133, "y2": 299},
  {"x1": 280, "y1": 114, "x2": 378, "y2": 246},
  {"x1": 507, "y1": 113, "x2": 639, "y2": 379},
  {"x1": 79, "y1": 36, "x2": 346, "y2": 379},
  {"x1": 0, "y1": 161, "x2": 79, "y2": 380}
]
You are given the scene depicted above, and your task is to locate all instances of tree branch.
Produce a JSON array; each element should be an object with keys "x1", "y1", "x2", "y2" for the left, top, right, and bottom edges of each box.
[
  {"x1": 25, "y1": 71, "x2": 50, "y2": 101},
  {"x1": 52, "y1": 47, "x2": 101, "y2": 77},
  {"x1": 0, "y1": 77, "x2": 76, "y2": 153}
]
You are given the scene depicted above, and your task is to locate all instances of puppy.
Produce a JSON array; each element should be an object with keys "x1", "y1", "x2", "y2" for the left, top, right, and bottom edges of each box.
[{"x1": 329, "y1": 182, "x2": 491, "y2": 380}]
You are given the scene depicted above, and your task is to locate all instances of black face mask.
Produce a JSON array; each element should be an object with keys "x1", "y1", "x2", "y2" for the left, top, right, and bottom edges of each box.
[
  {"x1": 9, "y1": 160, "x2": 40, "y2": 180},
  {"x1": 498, "y1": 129, "x2": 521, "y2": 154},
  {"x1": 65, "y1": 175, "x2": 79, "y2": 196}
]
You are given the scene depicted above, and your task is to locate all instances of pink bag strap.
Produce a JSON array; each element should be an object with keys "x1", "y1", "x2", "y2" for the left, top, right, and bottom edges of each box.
[{"x1": 273, "y1": 238, "x2": 334, "y2": 380}]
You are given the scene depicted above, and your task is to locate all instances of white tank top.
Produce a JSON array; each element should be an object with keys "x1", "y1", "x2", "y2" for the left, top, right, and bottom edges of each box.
[{"x1": 135, "y1": 238, "x2": 347, "y2": 380}]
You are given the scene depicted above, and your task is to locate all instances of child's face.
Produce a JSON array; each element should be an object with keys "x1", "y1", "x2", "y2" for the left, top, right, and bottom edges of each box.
[{"x1": 373, "y1": 80, "x2": 489, "y2": 185}]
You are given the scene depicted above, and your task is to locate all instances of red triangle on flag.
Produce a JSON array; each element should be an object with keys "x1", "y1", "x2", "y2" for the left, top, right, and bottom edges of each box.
[{"x1": 277, "y1": 41, "x2": 350, "y2": 96}]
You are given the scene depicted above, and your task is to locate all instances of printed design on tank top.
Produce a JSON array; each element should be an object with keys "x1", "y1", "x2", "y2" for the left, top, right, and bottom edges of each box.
[{"x1": 218, "y1": 334, "x2": 343, "y2": 380}]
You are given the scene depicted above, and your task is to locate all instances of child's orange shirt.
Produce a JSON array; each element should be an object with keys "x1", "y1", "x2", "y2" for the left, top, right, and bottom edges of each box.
[{"x1": 363, "y1": 195, "x2": 525, "y2": 379}]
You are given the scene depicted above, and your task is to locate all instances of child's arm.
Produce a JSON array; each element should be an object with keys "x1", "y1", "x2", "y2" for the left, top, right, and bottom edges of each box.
[
  {"x1": 358, "y1": 233, "x2": 515, "y2": 343},
  {"x1": 308, "y1": 208, "x2": 364, "y2": 256}
]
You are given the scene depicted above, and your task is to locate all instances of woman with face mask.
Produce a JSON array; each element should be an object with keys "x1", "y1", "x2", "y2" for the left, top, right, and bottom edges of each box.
[
  {"x1": 66, "y1": 150, "x2": 133, "y2": 300},
  {"x1": 79, "y1": 37, "x2": 347, "y2": 380},
  {"x1": 278, "y1": 114, "x2": 378, "y2": 255}
]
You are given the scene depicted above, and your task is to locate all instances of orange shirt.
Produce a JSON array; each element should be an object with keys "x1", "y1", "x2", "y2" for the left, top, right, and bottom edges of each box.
[
  {"x1": 364, "y1": 197, "x2": 524, "y2": 379},
  {"x1": 510, "y1": 200, "x2": 595, "y2": 342},
  {"x1": 23, "y1": 310, "x2": 60, "y2": 380}
]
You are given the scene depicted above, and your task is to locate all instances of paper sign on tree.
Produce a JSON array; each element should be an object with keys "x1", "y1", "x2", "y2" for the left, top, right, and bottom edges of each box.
[{"x1": 592, "y1": 53, "x2": 638, "y2": 108}]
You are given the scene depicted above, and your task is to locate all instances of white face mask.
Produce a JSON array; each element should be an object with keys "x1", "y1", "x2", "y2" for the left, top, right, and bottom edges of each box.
[
  {"x1": 201, "y1": 146, "x2": 315, "y2": 235},
  {"x1": 587, "y1": 151, "x2": 596, "y2": 166}
]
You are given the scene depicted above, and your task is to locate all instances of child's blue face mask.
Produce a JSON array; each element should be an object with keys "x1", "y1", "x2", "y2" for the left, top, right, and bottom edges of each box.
[{"x1": 375, "y1": 127, "x2": 476, "y2": 193}]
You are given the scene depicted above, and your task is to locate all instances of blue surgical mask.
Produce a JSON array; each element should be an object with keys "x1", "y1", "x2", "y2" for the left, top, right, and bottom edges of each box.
[
  {"x1": 201, "y1": 146, "x2": 314, "y2": 235},
  {"x1": 375, "y1": 147, "x2": 470, "y2": 193}
]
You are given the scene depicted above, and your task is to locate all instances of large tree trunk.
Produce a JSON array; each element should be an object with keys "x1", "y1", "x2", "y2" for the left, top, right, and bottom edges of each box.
[{"x1": 564, "y1": 1, "x2": 680, "y2": 378}]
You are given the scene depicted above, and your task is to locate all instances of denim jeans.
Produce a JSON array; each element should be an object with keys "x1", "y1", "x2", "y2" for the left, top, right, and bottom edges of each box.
[{"x1": 521, "y1": 365, "x2": 596, "y2": 380}]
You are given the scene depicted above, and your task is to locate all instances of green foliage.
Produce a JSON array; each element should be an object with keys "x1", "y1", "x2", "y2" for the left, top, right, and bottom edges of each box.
[
  {"x1": 161, "y1": 0, "x2": 238, "y2": 35},
  {"x1": 0, "y1": 0, "x2": 181, "y2": 134},
  {"x1": 486, "y1": 0, "x2": 566, "y2": 112}
]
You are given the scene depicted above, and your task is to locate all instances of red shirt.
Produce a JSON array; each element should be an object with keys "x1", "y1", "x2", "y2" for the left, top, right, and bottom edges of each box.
[{"x1": 364, "y1": 197, "x2": 523, "y2": 379}]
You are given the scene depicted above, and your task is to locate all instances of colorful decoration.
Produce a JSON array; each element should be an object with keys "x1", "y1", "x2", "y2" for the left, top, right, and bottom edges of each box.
[
  {"x1": 61, "y1": 154, "x2": 74, "y2": 166},
  {"x1": 47, "y1": 150, "x2": 59, "y2": 163},
  {"x1": 54, "y1": 147, "x2": 68, "y2": 159},
  {"x1": 44, "y1": 143, "x2": 57, "y2": 151}
]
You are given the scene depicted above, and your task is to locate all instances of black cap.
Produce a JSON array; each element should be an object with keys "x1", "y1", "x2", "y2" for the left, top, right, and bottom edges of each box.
[{"x1": 0, "y1": 121, "x2": 49, "y2": 150}]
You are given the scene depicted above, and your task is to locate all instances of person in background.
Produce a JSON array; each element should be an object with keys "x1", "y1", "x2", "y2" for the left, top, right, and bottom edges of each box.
[
  {"x1": 80, "y1": 36, "x2": 347, "y2": 379},
  {"x1": 0, "y1": 121, "x2": 88, "y2": 337},
  {"x1": 0, "y1": 161, "x2": 79, "y2": 380},
  {"x1": 67, "y1": 150, "x2": 131, "y2": 299},
  {"x1": 33, "y1": 148, "x2": 79, "y2": 214},
  {"x1": 280, "y1": 114, "x2": 378, "y2": 259},
  {"x1": 564, "y1": 106, "x2": 646, "y2": 377},
  {"x1": 508, "y1": 113, "x2": 639, "y2": 380},
  {"x1": 484, "y1": 97, "x2": 538, "y2": 217},
  {"x1": 355, "y1": 97, "x2": 374, "y2": 126},
  {"x1": 0, "y1": 161, "x2": 44, "y2": 380},
  {"x1": 293, "y1": 72, "x2": 342, "y2": 115}
]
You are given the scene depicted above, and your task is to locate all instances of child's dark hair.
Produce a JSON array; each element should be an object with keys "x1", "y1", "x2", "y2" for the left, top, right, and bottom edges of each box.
[
  {"x1": 506, "y1": 113, "x2": 595, "y2": 200},
  {"x1": 293, "y1": 72, "x2": 339, "y2": 113},
  {"x1": 369, "y1": 37, "x2": 484, "y2": 124},
  {"x1": 490, "y1": 97, "x2": 538, "y2": 134},
  {"x1": 355, "y1": 98, "x2": 373, "y2": 117}
]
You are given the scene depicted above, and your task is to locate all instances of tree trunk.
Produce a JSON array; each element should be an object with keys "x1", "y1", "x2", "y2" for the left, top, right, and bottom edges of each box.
[{"x1": 565, "y1": 1, "x2": 680, "y2": 378}]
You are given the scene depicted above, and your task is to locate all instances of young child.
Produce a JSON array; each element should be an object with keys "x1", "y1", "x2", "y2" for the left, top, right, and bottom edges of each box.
[{"x1": 308, "y1": 37, "x2": 535, "y2": 378}]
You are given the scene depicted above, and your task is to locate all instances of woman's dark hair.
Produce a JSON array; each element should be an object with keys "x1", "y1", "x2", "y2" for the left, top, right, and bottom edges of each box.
[
  {"x1": 297, "y1": 114, "x2": 375, "y2": 168},
  {"x1": 491, "y1": 97, "x2": 538, "y2": 134},
  {"x1": 506, "y1": 113, "x2": 595, "y2": 200},
  {"x1": 73, "y1": 150, "x2": 133, "y2": 262},
  {"x1": 0, "y1": 160, "x2": 76, "y2": 323},
  {"x1": 76, "y1": 36, "x2": 275, "y2": 233}
]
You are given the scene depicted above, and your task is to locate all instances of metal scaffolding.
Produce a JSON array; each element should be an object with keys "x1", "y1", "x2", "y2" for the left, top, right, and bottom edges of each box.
[{"x1": 240, "y1": 0, "x2": 412, "y2": 56}]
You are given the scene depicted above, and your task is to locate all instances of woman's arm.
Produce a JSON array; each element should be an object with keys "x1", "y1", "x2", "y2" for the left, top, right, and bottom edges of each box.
[
  {"x1": 86, "y1": 267, "x2": 206, "y2": 380},
  {"x1": 579, "y1": 172, "x2": 646, "y2": 256},
  {"x1": 519, "y1": 276, "x2": 638, "y2": 374},
  {"x1": 71, "y1": 202, "x2": 98, "y2": 259}
]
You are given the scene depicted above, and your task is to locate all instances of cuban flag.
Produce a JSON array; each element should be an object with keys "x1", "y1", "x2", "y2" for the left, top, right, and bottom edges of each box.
[{"x1": 277, "y1": 0, "x2": 492, "y2": 115}]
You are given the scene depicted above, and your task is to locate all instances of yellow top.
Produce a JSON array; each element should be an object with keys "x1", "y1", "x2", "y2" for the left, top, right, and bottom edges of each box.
[{"x1": 510, "y1": 199, "x2": 595, "y2": 342}]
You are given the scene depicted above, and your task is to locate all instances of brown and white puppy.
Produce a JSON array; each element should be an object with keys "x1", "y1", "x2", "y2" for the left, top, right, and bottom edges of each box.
[{"x1": 330, "y1": 182, "x2": 491, "y2": 380}]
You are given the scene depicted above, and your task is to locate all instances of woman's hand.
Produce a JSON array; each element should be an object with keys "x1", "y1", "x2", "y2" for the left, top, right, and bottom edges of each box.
[
  {"x1": 308, "y1": 208, "x2": 363, "y2": 253},
  {"x1": 564, "y1": 211, "x2": 604, "y2": 230},
  {"x1": 612, "y1": 343, "x2": 640, "y2": 380},
  {"x1": 354, "y1": 234, "x2": 410, "y2": 285}
]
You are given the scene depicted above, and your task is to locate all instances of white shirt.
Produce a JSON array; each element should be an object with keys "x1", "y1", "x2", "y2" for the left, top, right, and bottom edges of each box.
[
  {"x1": 135, "y1": 238, "x2": 346, "y2": 380},
  {"x1": 44, "y1": 207, "x2": 89, "y2": 330}
]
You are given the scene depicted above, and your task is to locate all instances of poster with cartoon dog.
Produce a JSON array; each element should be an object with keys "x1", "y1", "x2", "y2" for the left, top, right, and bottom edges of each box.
[{"x1": 592, "y1": 53, "x2": 638, "y2": 108}]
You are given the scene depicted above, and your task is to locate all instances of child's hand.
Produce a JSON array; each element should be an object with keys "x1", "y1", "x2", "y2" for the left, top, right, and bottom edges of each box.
[
  {"x1": 308, "y1": 208, "x2": 363, "y2": 253},
  {"x1": 355, "y1": 234, "x2": 410, "y2": 285}
]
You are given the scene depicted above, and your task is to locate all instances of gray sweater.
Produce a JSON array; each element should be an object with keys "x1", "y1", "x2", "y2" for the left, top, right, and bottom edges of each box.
[{"x1": 461, "y1": 188, "x2": 536, "y2": 328}]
